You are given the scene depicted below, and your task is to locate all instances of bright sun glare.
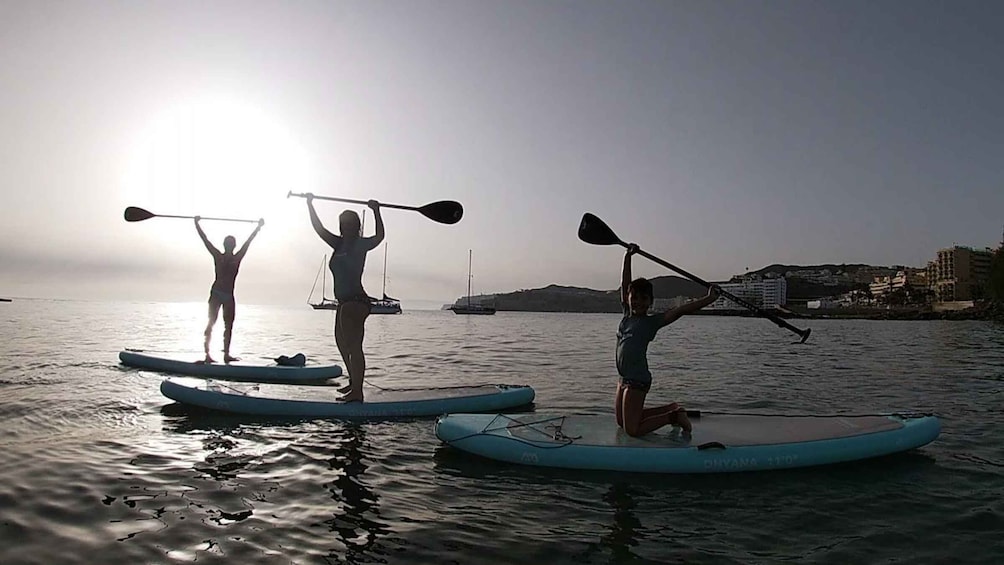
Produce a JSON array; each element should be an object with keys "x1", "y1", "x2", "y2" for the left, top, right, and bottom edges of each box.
[{"x1": 121, "y1": 96, "x2": 310, "y2": 242}]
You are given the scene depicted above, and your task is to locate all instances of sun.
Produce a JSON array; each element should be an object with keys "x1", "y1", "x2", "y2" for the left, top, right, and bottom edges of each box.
[{"x1": 120, "y1": 96, "x2": 310, "y2": 229}]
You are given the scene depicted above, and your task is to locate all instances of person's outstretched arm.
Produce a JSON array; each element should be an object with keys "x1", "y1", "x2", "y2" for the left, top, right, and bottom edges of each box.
[
  {"x1": 367, "y1": 200, "x2": 385, "y2": 248},
  {"x1": 236, "y1": 218, "x2": 264, "y2": 259},
  {"x1": 306, "y1": 194, "x2": 340, "y2": 248},
  {"x1": 195, "y1": 217, "x2": 220, "y2": 256},
  {"x1": 662, "y1": 286, "x2": 720, "y2": 326},
  {"x1": 621, "y1": 244, "x2": 638, "y2": 306}
]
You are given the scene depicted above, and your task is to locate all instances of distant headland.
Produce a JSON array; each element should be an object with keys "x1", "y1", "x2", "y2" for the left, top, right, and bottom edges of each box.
[{"x1": 451, "y1": 262, "x2": 1004, "y2": 322}]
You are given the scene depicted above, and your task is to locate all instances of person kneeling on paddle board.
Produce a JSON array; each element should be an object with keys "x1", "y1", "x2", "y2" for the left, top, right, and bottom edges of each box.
[
  {"x1": 305, "y1": 194, "x2": 384, "y2": 402},
  {"x1": 195, "y1": 216, "x2": 263, "y2": 364},
  {"x1": 616, "y1": 244, "x2": 719, "y2": 437}
]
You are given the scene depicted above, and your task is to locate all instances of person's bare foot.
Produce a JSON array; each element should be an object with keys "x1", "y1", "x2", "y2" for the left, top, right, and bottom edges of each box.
[
  {"x1": 339, "y1": 392, "x2": 363, "y2": 403},
  {"x1": 674, "y1": 408, "x2": 693, "y2": 433},
  {"x1": 223, "y1": 355, "x2": 240, "y2": 364},
  {"x1": 203, "y1": 355, "x2": 216, "y2": 364}
]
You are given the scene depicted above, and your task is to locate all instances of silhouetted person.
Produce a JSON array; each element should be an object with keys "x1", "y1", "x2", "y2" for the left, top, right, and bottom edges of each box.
[
  {"x1": 195, "y1": 216, "x2": 263, "y2": 363},
  {"x1": 305, "y1": 194, "x2": 383, "y2": 402}
]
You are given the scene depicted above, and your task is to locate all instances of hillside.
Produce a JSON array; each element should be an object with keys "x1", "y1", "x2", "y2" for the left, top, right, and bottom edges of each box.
[
  {"x1": 458, "y1": 263, "x2": 907, "y2": 313},
  {"x1": 750, "y1": 263, "x2": 881, "y2": 277},
  {"x1": 484, "y1": 276, "x2": 708, "y2": 313}
]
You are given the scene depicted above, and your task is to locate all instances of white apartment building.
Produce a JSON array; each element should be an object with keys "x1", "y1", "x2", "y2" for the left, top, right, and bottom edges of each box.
[{"x1": 707, "y1": 278, "x2": 787, "y2": 310}]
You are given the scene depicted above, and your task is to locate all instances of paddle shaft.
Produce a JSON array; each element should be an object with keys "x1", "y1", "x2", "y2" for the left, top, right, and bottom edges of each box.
[
  {"x1": 124, "y1": 206, "x2": 261, "y2": 224},
  {"x1": 287, "y1": 192, "x2": 416, "y2": 212},
  {"x1": 629, "y1": 245, "x2": 810, "y2": 341},
  {"x1": 159, "y1": 213, "x2": 258, "y2": 223}
]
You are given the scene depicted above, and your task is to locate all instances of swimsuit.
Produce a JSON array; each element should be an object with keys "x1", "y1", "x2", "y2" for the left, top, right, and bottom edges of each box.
[
  {"x1": 616, "y1": 304, "x2": 664, "y2": 391},
  {"x1": 209, "y1": 287, "x2": 235, "y2": 303},
  {"x1": 329, "y1": 237, "x2": 380, "y2": 303}
]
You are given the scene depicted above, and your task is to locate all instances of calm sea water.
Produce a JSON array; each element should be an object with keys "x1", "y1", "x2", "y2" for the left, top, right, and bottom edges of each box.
[{"x1": 1, "y1": 299, "x2": 1002, "y2": 564}]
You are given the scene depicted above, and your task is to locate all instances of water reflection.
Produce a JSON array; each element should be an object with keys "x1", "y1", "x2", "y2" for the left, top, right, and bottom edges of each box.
[
  {"x1": 602, "y1": 483, "x2": 644, "y2": 562},
  {"x1": 432, "y1": 446, "x2": 653, "y2": 563},
  {"x1": 159, "y1": 402, "x2": 311, "y2": 432},
  {"x1": 319, "y1": 423, "x2": 391, "y2": 560},
  {"x1": 159, "y1": 407, "x2": 392, "y2": 561}
]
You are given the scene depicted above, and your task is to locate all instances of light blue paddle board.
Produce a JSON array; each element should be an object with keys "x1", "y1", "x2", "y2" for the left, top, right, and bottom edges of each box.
[
  {"x1": 120, "y1": 350, "x2": 342, "y2": 382},
  {"x1": 435, "y1": 412, "x2": 940, "y2": 473},
  {"x1": 161, "y1": 377, "x2": 535, "y2": 418}
]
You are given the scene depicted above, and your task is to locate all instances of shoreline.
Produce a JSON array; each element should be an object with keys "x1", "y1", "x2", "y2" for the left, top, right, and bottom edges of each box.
[
  {"x1": 776, "y1": 302, "x2": 1004, "y2": 321},
  {"x1": 492, "y1": 303, "x2": 1004, "y2": 322}
]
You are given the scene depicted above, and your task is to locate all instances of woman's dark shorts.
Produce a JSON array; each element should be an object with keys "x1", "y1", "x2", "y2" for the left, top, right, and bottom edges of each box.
[{"x1": 619, "y1": 377, "x2": 652, "y2": 393}]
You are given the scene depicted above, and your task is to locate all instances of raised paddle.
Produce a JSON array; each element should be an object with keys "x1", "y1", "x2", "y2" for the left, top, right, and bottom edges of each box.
[
  {"x1": 124, "y1": 206, "x2": 260, "y2": 224},
  {"x1": 578, "y1": 212, "x2": 812, "y2": 343},
  {"x1": 286, "y1": 191, "x2": 463, "y2": 225}
]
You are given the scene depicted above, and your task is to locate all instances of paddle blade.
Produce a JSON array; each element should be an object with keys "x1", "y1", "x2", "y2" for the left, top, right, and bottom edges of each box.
[
  {"x1": 124, "y1": 206, "x2": 156, "y2": 222},
  {"x1": 578, "y1": 213, "x2": 623, "y2": 246},
  {"x1": 418, "y1": 201, "x2": 464, "y2": 224}
]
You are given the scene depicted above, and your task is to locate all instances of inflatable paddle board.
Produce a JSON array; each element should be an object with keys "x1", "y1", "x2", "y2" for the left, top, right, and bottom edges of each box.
[
  {"x1": 160, "y1": 377, "x2": 535, "y2": 418},
  {"x1": 435, "y1": 412, "x2": 940, "y2": 473},
  {"x1": 120, "y1": 350, "x2": 342, "y2": 382}
]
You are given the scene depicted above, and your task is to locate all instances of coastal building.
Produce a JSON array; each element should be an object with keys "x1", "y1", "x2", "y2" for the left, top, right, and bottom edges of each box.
[
  {"x1": 707, "y1": 277, "x2": 787, "y2": 310},
  {"x1": 807, "y1": 297, "x2": 840, "y2": 309},
  {"x1": 928, "y1": 246, "x2": 993, "y2": 302},
  {"x1": 869, "y1": 269, "x2": 928, "y2": 300},
  {"x1": 850, "y1": 266, "x2": 898, "y2": 285}
]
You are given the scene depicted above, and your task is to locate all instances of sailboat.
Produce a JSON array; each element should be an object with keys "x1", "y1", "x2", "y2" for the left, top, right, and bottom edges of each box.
[
  {"x1": 308, "y1": 255, "x2": 338, "y2": 310},
  {"x1": 369, "y1": 244, "x2": 402, "y2": 314},
  {"x1": 450, "y1": 249, "x2": 496, "y2": 315}
]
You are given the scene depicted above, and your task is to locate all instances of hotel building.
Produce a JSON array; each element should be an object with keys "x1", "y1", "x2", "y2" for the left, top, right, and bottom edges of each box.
[
  {"x1": 707, "y1": 277, "x2": 787, "y2": 310},
  {"x1": 926, "y1": 246, "x2": 993, "y2": 302}
]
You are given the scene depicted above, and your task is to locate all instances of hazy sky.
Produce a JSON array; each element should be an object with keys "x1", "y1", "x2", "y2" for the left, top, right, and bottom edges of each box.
[{"x1": 2, "y1": 1, "x2": 1002, "y2": 306}]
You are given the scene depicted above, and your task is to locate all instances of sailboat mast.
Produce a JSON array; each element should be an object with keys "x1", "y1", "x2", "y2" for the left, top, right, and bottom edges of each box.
[
  {"x1": 322, "y1": 255, "x2": 328, "y2": 301},
  {"x1": 308, "y1": 255, "x2": 328, "y2": 306},
  {"x1": 382, "y1": 244, "x2": 388, "y2": 296},
  {"x1": 467, "y1": 249, "x2": 473, "y2": 308}
]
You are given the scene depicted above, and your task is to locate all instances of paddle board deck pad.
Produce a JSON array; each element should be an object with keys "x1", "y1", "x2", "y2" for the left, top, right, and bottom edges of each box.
[
  {"x1": 435, "y1": 412, "x2": 940, "y2": 473},
  {"x1": 120, "y1": 350, "x2": 342, "y2": 382},
  {"x1": 160, "y1": 377, "x2": 535, "y2": 418}
]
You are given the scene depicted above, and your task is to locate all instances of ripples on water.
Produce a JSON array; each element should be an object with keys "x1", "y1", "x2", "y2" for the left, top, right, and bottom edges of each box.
[{"x1": 1, "y1": 300, "x2": 1002, "y2": 564}]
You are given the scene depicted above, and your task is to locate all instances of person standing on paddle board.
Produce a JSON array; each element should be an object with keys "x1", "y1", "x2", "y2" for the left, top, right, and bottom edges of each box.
[
  {"x1": 305, "y1": 194, "x2": 384, "y2": 402},
  {"x1": 615, "y1": 244, "x2": 719, "y2": 437},
  {"x1": 195, "y1": 216, "x2": 264, "y2": 364}
]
